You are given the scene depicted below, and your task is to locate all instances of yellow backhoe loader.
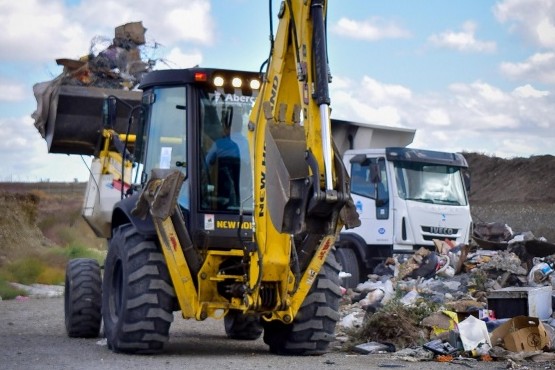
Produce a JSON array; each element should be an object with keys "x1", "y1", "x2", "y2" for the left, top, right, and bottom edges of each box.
[{"x1": 39, "y1": 0, "x2": 359, "y2": 355}]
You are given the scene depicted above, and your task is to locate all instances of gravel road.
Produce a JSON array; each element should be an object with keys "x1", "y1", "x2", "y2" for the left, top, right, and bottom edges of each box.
[{"x1": 0, "y1": 297, "x2": 527, "y2": 370}]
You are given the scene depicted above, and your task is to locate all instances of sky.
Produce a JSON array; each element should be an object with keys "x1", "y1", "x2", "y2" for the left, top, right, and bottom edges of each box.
[{"x1": 1, "y1": 0, "x2": 554, "y2": 182}]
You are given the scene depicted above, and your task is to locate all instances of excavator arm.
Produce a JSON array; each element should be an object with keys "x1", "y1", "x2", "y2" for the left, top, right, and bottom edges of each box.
[{"x1": 248, "y1": 0, "x2": 359, "y2": 320}]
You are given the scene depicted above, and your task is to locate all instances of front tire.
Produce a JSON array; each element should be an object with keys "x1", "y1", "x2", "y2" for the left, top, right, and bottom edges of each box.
[
  {"x1": 102, "y1": 224, "x2": 176, "y2": 354},
  {"x1": 262, "y1": 254, "x2": 342, "y2": 355},
  {"x1": 64, "y1": 258, "x2": 102, "y2": 338}
]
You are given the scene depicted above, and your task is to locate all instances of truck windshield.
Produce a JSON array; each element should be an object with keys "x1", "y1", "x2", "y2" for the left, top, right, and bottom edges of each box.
[
  {"x1": 199, "y1": 88, "x2": 256, "y2": 212},
  {"x1": 394, "y1": 162, "x2": 467, "y2": 206}
]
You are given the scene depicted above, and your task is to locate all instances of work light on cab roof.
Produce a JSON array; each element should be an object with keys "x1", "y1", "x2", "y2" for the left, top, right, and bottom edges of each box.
[{"x1": 211, "y1": 74, "x2": 260, "y2": 90}]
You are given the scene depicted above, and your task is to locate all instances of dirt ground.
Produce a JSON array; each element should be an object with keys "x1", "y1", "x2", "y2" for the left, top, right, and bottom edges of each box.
[{"x1": 464, "y1": 152, "x2": 555, "y2": 242}]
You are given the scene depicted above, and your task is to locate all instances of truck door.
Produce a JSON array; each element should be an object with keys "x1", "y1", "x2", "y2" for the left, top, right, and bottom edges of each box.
[{"x1": 350, "y1": 156, "x2": 393, "y2": 245}]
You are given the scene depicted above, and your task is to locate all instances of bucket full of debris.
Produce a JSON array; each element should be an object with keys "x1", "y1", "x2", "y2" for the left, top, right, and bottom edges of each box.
[{"x1": 31, "y1": 22, "x2": 148, "y2": 155}]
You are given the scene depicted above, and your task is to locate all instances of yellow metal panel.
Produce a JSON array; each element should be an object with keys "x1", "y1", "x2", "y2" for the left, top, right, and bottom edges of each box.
[{"x1": 154, "y1": 217, "x2": 198, "y2": 318}]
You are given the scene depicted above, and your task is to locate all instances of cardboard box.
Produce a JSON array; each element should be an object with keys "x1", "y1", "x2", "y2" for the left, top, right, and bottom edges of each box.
[
  {"x1": 115, "y1": 22, "x2": 146, "y2": 45},
  {"x1": 490, "y1": 316, "x2": 550, "y2": 352}
]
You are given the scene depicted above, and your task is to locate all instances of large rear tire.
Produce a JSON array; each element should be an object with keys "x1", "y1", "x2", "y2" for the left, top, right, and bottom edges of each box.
[
  {"x1": 335, "y1": 247, "x2": 361, "y2": 289},
  {"x1": 102, "y1": 224, "x2": 176, "y2": 354},
  {"x1": 64, "y1": 258, "x2": 102, "y2": 338},
  {"x1": 224, "y1": 310, "x2": 263, "y2": 340},
  {"x1": 262, "y1": 254, "x2": 342, "y2": 355}
]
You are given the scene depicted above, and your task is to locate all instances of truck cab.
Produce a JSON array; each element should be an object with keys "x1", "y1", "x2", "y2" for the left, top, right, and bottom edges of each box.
[{"x1": 336, "y1": 147, "x2": 472, "y2": 288}]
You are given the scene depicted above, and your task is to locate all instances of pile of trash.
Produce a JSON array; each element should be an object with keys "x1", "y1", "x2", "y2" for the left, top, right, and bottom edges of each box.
[
  {"x1": 335, "y1": 222, "x2": 555, "y2": 365},
  {"x1": 54, "y1": 21, "x2": 152, "y2": 90}
]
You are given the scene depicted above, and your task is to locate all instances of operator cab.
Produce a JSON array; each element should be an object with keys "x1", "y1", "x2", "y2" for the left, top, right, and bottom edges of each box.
[{"x1": 136, "y1": 68, "x2": 260, "y2": 248}]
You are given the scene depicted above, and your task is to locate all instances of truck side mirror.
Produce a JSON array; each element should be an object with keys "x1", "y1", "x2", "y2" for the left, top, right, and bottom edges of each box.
[
  {"x1": 102, "y1": 96, "x2": 117, "y2": 128},
  {"x1": 462, "y1": 169, "x2": 471, "y2": 192},
  {"x1": 369, "y1": 163, "x2": 381, "y2": 184}
]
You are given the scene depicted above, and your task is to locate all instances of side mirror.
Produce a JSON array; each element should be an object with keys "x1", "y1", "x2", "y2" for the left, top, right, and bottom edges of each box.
[
  {"x1": 102, "y1": 96, "x2": 117, "y2": 128},
  {"x1": 462, "y1": 169, "x2": 471, "y2": 193},
  {"x1": 369, "y1": 163, "x2": 381, "y2": 184}
]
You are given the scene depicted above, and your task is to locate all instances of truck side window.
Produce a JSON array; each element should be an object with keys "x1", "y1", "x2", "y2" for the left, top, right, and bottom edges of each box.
[
  {"x1": 350, "y1": 158, "x2": 388, "y2": 203},
  {"x1": 351, "y1": 162, "x2": 375, "y2": 198}
]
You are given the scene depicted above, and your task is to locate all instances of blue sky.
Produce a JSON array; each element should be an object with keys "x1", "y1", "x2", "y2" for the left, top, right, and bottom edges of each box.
[{"x1": 1, "y1": 0, "x2": 554, "y2": 181}]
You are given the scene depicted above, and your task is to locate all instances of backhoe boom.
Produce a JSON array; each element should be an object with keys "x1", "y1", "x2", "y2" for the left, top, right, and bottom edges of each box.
[{"x1": 248, "y1": 0, "x2": 359, "y2": 321}]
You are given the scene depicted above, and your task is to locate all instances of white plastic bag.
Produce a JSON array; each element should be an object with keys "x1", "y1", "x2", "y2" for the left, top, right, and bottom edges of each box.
[{"x1": 457, "y1": 315, "x2": 492, "y2": 353}]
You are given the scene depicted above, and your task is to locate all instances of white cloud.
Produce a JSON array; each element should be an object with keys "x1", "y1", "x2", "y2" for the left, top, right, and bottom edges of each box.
[
  {"x1": 0, "y1": 115, "x2": 91, "y2": 182},
  {"x1": 0, "y1": 0, "x2": 214, "y2": 63},
  {"x1": 512, "y1": 84, "x2": 550, "y2": 98},
  {"x1": 330, "y1": 76, "x2": 412, "y2": 126},
  {"x1": 0, "y1": 0, "x2": 89, "y2": 61},
  {"x1": 360, "y1": 76, "x2": 412, "y2": 103},
  {"x1": 500, "y1": 52, "x2": 555, "y2": 85},
  {"x1": 494, "y1": 0, "x2": 555, "y2": 49},
  {"x1": 0, "y1": 80, "x2": 26, "y2": 102},
  {"x1": 499, "y1": 137, "x2": 539, "y2": 155},
  {"x1": 331, "y1": 89, "x2": 402, "y2": 126},
  {"x1": 428, "y1": 21, "x2": 496, "y2": 53},
  {"x1": 471, "y1": 81, "x2": 509, "y2": 102},
  {"x1": 330, "y1": 76, "x2": 555, "y2": 157},
  {"x1": 332, "y1": 17, "x2": 410, "y2": 41},
  {"x1": 425, "y1": 109, "x2": 451, "y2": 126},
  {"x1": 155, "y1": 47, "x2": 203, "y2": 69},
  {"x1": 73, "y1": 0, "x2": 214, "y2": 45}
]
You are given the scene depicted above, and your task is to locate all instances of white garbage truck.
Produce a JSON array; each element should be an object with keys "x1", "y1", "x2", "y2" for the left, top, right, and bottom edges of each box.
[{"x1": 331, "y1": 119, "x2": 472, "y2": 288}]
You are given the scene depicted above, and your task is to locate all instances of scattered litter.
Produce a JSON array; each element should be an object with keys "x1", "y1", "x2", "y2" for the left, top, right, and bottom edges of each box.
[
  {"x1": 490, "y1": 316, "x2": 550, "y2": 352},
  {"x1": 423, "y1": 339, "x2": 457, "y2": 355},
  {"x1": 527, "y1": 260, "x2": 553, "y2": 286},
  {"x1": 487, "y1": 286, "x2": 552, "y2": 320},
  {"x1": 392, "y1": 347, "x2": 434, "y2": 362},
  {"x1": 339, "y1": 271, "x2": 352, "y2": 279},
  {"x1": 457, "y1": 315, "x2": 492, "y2": 354},
  {"x1": 352, "y1": 341, "x2": 395, "y2": 354},
  {"x1": 338, "y1": 219, "x2": 555, "y2": 366},
  {"x1": 10, "y1": 283, "x2": 64, "y2": 298}
]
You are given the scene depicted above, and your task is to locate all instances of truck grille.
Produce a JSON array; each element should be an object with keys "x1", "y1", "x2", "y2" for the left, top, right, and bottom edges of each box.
[{"x1": 421, "y1": 226, "x2": 459, "y2": 242}]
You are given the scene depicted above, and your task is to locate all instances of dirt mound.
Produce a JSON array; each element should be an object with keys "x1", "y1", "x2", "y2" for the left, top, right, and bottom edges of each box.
[
  {"x1": 464, "y1": 152, "x2": 555, "y2": 204},
  {"x1": 0, "y1": 183, "x2": 101, "y2": 264},
  {"x1": 0, "y1": 193, "x2": 52, "y2": 263},
  {"x1": 464, "y1": 152, "x2": 555, "y2": 242}
]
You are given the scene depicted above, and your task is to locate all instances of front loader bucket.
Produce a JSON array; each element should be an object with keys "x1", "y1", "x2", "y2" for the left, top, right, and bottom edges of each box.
[{"x1": 33, "y1": 82, "x2": 142, "y2": 155}]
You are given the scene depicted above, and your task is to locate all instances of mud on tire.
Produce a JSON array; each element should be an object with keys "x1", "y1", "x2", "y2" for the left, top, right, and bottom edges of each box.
[
  {"x1": 65, "y1": 258, "x2": 102, "y2": 338},
  {"x1": 102, "y1": 224, "x2": 176, "y2": 354},
  {"x1": 262, "y1": 254, "x2": 342, "y2": 355}
]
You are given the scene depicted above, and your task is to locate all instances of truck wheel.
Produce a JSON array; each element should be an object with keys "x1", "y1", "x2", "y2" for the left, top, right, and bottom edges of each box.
[
  {"x1": 335, "y1": 247, "x2": 361, "y2": 289},
  {"x1": 102, "y1": 224, "x2": 176, "y2": 354},
  {"x1": 64, "y1": 258, "x2": 102, "y2": 338},
  {"x1": 262, "y1": 254, "x2": 341, "y2": 355},
  {"x1": 224, "y1": 310, "x2": 263, "y2": 340}
]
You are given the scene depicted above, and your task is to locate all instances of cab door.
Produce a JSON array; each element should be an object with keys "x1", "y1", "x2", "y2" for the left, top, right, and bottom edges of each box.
[{"x1": 349, "y1": 156, "x2": 393, "y2": 245}]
